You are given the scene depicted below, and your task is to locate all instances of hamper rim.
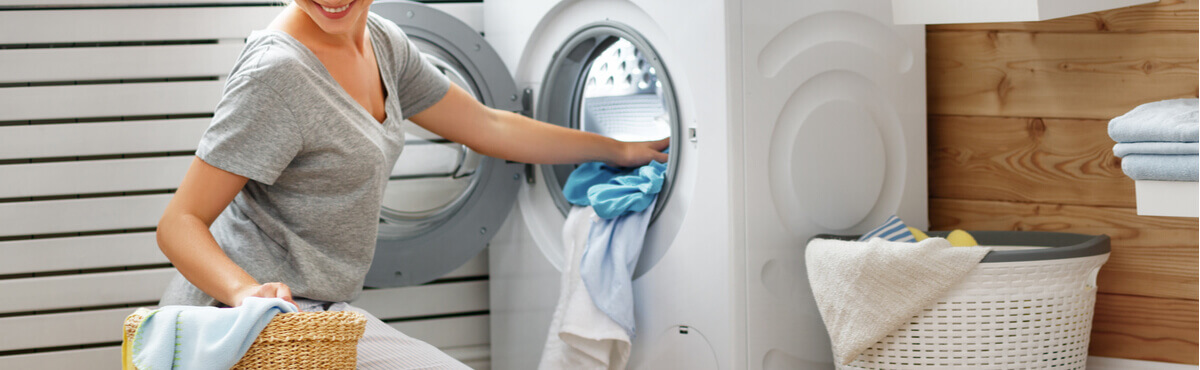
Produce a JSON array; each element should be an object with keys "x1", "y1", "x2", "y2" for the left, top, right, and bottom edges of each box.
[{"x1": 810, "y1": 230, "x2": 1110, "y2": 263}]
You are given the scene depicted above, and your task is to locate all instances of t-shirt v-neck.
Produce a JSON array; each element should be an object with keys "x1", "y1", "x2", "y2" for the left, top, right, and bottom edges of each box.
[{"x1": 261, "y1": 27, "x2": 395, "y2": 126}]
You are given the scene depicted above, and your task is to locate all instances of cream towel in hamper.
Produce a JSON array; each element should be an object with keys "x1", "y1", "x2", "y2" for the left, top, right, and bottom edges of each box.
[
  {"x1": 540, "y1": 206, "x2": 631, "y2": 370},
  {"x1": 805, "y1": 237, "x2": 990, "y2": 365}
]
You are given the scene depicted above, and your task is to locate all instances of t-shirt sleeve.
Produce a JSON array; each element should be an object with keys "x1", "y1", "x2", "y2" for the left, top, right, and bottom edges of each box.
[
  {"x1": 196, "y1": 75, "x2": 303, "y2": 185},
  {"x1": 393, "y1": 31, "x2": 451, "y2": 120}
]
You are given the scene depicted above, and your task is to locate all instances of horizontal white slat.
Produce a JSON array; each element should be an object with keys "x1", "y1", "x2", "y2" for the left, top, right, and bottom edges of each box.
[
  {"x1": 0, "y1": 156, "x2": 191, "y2": 198},
  {"x1": 0, "y1": 309, "x2": 489, "y2": 353},
  {"x1": 0, "y1": 80, "x2": 223, "y2": 122},
  {"x1": 0, "y1": 307, "x2": 132, "y2": 351},
  {"x1": 391, "y1": 314, "x2": 489, "y2": 349},
  {"x1": 0, "y1": 193, "x2": 170, "y2": 237},
  {"x1": 0, "y1": 270, "x2": 485, "y2": 320},
  {"x1": 393, "y1": 142, "x2": 464, "y2": 177},
  {"x1": 0, "y1": 232, "x2": 164, "y2": 275},
  {"x1": 445, "y1": 345, "x2": 492, "y2": 369},
  {"x1": 0, "y1": 346, "x2": 119, "y2": 370},
  {"x1": 0, "y1": 268, "x2": 175, "y2": 314},
  {"x1": 0, "y1": 223, "x2": 483, "y2": 277},
  {"x1": 0, "y1": 43, "x2": 245, "y2": 83},
  {"x1": 441, "y1": 250, "x2": 488, "y2": 279},
  {"x1": 0, "y1": 118, "x2": 209, "y2": 160},
  {"x1": 354, "y1": 281, "x2": 489, "y2": 321},
  {"x1": 0, "y1": 0, "x2": 267, "y2": 6},
  {"x1": 0, "y1": 6, "x2": 281, "y2": 44}
]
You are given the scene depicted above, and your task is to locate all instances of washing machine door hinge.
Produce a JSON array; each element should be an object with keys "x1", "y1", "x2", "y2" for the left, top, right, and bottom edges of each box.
[{"x1": 520, "y1": 88, "x2": 534, "y2": 118}]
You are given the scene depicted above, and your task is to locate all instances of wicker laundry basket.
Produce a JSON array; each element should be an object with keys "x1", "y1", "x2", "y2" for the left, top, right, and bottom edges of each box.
[
  {"x1": 123, "y1": 309, "x2": 367, "y2": 369},
  {"x1": 815, "y1": 231, "x2": 1110, "y2": 370}
]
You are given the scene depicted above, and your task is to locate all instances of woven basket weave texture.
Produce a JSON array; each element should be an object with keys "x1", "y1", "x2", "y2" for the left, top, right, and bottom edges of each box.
[
  {"x1": 840, "y1": 253, "x2": 1109, "y2": 370},
  {"x1": 123, "y1": 310, "x2": 366, "y2": 370}
]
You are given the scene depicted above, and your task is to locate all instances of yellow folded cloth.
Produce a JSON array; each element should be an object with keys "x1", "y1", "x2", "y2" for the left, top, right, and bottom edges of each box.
[{"x1": 907, "y1": 227, "x2": 978, "y2": 247}]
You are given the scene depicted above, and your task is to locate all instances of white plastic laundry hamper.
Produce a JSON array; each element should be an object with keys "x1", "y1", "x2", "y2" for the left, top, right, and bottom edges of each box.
[{"x1": 817, "y1": 231, "x2": 1110, "y2": 370}]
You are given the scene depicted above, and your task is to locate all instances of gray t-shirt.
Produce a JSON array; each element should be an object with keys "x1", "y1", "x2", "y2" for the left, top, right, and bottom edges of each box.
[{"x1": 161, "y1": 13, "x2": 450, "y2": 306}]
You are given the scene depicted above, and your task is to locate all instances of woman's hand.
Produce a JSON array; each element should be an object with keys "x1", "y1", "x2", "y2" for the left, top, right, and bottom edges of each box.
[
  {"x1": 607, "y1": 137, "x2": 670, "y2": 168},
  {"x1": 230, "y1": 282, "x2": 295, "y2": 307}
]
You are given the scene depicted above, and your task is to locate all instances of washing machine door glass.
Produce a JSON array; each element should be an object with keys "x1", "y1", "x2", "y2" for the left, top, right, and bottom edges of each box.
[
  {"x1": 537, "y1": 23, "x2": 681, "y2": 225},
  {"x1": 366, "y1": 1, "x2": 522, "y2": 288}
]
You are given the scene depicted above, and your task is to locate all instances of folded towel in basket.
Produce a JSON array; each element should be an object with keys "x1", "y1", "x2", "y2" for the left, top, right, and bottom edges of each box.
[
  {"x1": 1108, "y1": 98, "x2": 1199, "y2": 143},
  {"x1": 806, "y1": 237, "x2": 989, "y2": 365},
  {"x1": 1120, "y1": 154, "x2": 1199, "y2": 181},
  {"x1": 1113, "y1": 142, "x2": 1199, "y2": 157},
  {"x1": 129, "y1": 297, "x2": 297, "y2": 370}
]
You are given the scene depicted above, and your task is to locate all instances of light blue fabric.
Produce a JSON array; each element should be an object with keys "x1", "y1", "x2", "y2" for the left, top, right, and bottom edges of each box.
[
  {"x1": 1108, "y1": 99, "x2": 1199, "y2": 143},
  {"x1": 132, "y1": 297, "x2": 298, "y2": 370},
  {"x1": 1113, "y1": 142, "x2": 1199, "y2": 157},
  {"x1": 859, "y1": 215, "x2": 916, "y2": 242},
  {"x1": 580, "y1": 200, "x2": 656, "y2": 338},
  {"x1": 563, "y1": 159, "x2": 667, "y2": 219},
  {"x1": 1120, "y1": 154, "x2": 1199, "y2": 181}
]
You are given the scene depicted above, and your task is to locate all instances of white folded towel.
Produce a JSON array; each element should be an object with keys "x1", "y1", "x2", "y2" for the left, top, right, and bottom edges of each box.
[
  {"x1": 539, "y1": 206, "x2": 631, "y2": 370},
  {"x1": 806, "y1": 237, "x2": 990, "y2": 365}
]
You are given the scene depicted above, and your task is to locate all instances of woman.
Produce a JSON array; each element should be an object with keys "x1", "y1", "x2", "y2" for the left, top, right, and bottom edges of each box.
[{"x1": 155, "y1": 0, "x2": 668, "y2": 367}]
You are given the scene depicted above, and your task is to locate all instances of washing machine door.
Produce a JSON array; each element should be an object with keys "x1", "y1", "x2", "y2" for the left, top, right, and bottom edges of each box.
[{"x1": 365, "y1": 1, "x2": 522, "y2": 288}]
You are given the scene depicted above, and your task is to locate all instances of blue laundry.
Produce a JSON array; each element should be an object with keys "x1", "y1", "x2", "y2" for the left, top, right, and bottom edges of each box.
[
  {"x1": 859, "y1": 215, "x2": 916, "y2": 242},
  {"x1": 1108, "y1": 99, "x2": 1199, "y2": 143},
  {"x1": 1113, "y1": 142, "x2": 1199, "y2": 157},
  {"x1": 1120, "y1": 154, "x2": 1199, "y2": 181},
  {"x1": 132, "y1": 297, "x2": 297, "y2": 370},
  {"x1": 580, "y1": 199, "x2": 656, "y2": 338},
  {"x1": 563, "y1": 159, "x2": 667, "y2": 219},
  {"x1": 562, "y1": 156, "x2": 668, "y2": 338}
]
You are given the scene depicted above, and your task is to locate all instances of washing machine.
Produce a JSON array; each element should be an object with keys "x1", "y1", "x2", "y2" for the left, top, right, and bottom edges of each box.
[{"x1": 363, "y1": 0, "x2": 927, "y2": 369}]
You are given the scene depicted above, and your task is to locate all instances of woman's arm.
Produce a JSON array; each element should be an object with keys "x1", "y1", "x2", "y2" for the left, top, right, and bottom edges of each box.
[
  {"x1": 408, "y1": 84, "x2": 669, "y2": 167},
  {"x1": 157, "y1": 157, "x2": 294, "y2": 307}
]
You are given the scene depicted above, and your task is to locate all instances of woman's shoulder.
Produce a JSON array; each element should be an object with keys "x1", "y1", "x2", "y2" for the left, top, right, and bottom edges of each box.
[{"x1": 227, "y1": 30, "x2": 323, "y2": 87}]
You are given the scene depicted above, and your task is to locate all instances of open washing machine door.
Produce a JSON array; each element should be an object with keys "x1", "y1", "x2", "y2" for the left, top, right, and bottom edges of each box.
[
  {"x1": 364, "y1": 1, "x2": 523, "y2": 288},
  {"x1": 528, "y1": 21, "x2": 683, "y2": 278}
]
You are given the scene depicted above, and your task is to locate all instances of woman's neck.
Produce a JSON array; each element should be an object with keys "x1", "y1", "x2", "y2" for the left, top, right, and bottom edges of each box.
[{"x1": 269, "y1": 4, "x2": 370, "y2": 55}]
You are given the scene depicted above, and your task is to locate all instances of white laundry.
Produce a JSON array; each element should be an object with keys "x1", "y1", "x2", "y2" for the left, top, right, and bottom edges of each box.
[
  {"x1": 806, "y1": 237, "x2": 990, "y2": 365},
  {"x1": 539, "y1": 206, "x2": 631, "y2": 370}
]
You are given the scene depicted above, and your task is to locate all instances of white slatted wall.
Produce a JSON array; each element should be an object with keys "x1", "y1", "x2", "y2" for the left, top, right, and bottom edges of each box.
[{"x1": 0, "y1": 2, "x2": 491, "y2": 368}]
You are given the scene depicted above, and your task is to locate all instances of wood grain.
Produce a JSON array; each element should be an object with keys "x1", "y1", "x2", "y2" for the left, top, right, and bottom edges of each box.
[
  {"x1": 1090, "y1": 293, "x2": 1199, "y2": 364},
  {"x1": 930, "y1": 198, "x2": 1198, "y2": 300},
  {"x1": 927, "y1": 31, "x2": 1198, "y2": 120},
  {"x1": 929, "y1": 115, "x2": 1133, "y2": 207},
  {"x1": 928, "y1": 0, "x2": 1199, "y2": 33}
]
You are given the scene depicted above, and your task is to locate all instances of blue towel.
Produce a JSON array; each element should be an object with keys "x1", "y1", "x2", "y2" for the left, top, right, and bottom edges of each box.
[
  {"x1": 563, "y1": 157, "x2": 667, "y2": 338},
  {"x1": 1113, "y1": 142, "x2": 1199, "y2": 157},
  {"x1": 1108, "y1": 99, "x2": 1199, "y2": 143},
  {"x1": 1120, "y1": 154, "x2": 1199, "y2": 181},
  {"x1": 580, "y1": 200, "x2": 656, "y2": 338},
  {"x1": 858, "y1": 215, "x2": 916, "y2": 242},
  {"x1": 563, "y1": 160, "x2": 667, "y2": 219},
  {"x1": 132, "y1": 297, "x2": 297, "y2": 370}
]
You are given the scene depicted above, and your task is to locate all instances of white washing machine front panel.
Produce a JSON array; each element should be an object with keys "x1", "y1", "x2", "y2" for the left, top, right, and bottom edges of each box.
[
  {"x1": 742, "y1": 0, "x2": 927, "y2": 368},
  {"x1": 486, "y1": 0, "x2": 927, "y2": 369},
  {"x1": 487, "y1": 0, "x2": 736, "y2": 369}
]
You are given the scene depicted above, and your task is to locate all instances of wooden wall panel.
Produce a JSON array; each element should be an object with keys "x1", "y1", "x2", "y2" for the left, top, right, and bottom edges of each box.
[
  {"x1": 927, "y1": 0, "x2": 1199, "y2": 364},
  {"x1": 929, "y1": 115, "x2": 1132, "y2": 207},
  {"x1": 1090, "y1": 293, "x2": 1199, "y2": 364},
  {"x1": 930, "y1": 198, "x2": 1198, "y2": 300},
  {"x1": 928, "y1": 31, "x2": 1197, "y2": 120}
]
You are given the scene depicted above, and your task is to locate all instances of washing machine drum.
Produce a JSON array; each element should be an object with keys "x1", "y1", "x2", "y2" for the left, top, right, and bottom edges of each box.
[{"x1": 365, "y1": 1, "x2": 521, "y2": 288}]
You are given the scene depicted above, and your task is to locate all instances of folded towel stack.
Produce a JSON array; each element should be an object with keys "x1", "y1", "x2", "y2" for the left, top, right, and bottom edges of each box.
[{"x1": 1108, "y1": 98, "x2": 1199, "y2": 181}]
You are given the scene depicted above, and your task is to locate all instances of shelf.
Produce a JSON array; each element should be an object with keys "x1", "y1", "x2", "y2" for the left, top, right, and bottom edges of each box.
[
  {"x1": 1135, "y1": 180, "x2": 1199, "y2": 218},
  {"x1": 891, "y1": 0, "x2": 1157, "y2": 25}
]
